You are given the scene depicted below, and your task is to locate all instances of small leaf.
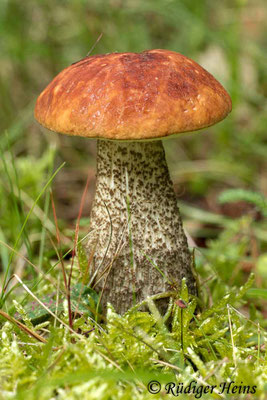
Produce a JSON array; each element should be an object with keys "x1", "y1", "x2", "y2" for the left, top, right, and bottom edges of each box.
[
  {"x1": 20, "y1": 284, "x2": 99, "y2": 325},
  {"x1": 246, "y1": 288, "x2": 267, "y2": 300},
  {"x1": 77, "y1": 242, "x2": 90, "y2": 284}
]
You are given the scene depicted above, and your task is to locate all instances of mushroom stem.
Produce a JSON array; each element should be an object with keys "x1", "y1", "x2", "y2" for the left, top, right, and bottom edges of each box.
[{"x1": 86, "y1": 139, "x2": 196, "y2": 314}]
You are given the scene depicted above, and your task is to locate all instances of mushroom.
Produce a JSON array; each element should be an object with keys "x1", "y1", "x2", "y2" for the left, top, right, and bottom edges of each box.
[{"x1": 35, "y1": 49, "x2": 232, "y2": 314}]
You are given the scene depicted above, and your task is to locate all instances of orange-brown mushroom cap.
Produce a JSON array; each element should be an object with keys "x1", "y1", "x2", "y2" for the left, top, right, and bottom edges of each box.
[{"x1": 35, "y1": 49, "x2": 232, "y2": 140}]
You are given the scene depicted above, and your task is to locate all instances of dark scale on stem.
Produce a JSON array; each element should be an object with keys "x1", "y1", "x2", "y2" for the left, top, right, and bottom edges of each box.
[{"x1": 85, "y1": 140, "x2": 197, "y2": 314}]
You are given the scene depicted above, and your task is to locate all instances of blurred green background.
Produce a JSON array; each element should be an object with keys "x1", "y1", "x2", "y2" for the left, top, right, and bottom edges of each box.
[{"x1": 0, "y1": 0, "x2": 266, "y2": 302}]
